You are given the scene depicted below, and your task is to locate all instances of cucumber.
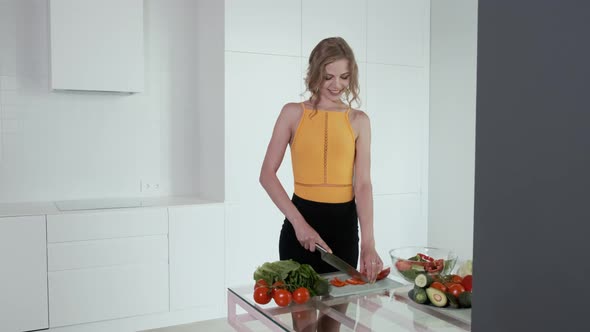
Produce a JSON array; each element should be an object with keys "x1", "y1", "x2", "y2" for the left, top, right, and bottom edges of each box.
[
  {"x1": 414, "y1": 273, "x2": 433, "y2": 288},
  {"x1": 458, "y1": 292, "x2": 472, "y2": 308},
  {"x1": 408, "y1": 288, "x2": 415, "y2": 301},
  {"x1": 413, "y1": 287, "x2": 429, "y2": 304},
  {"x1": 426, "y1": 287, "x2": 448, "y2": 307}
]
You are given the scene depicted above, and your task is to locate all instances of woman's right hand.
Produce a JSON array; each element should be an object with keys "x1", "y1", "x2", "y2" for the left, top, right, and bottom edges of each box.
[{"x1": 293, "y1": 221, "x2": 332, "y2": 253}]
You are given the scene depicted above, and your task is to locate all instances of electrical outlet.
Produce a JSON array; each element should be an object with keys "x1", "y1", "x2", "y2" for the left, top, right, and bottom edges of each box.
[{"x1": 140, "y1": 180, "x2": 160, "y2": 193}]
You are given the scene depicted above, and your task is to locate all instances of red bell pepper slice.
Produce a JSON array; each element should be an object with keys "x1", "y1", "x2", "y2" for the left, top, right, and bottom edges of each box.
[
  {"x1": 329, "y1": 277, "x2": 347, "y2": 287},
  {"x1": 417, "y1": 253, "x2": 434, "y2": 262}
]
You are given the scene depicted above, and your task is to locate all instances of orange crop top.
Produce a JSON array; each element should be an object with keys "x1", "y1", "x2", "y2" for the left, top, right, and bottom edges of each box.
[{"x1": 290, "y1": 103, "x2": 356, "y2": 203}]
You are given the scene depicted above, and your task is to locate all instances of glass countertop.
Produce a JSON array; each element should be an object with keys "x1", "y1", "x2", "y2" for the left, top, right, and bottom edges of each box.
[{"x1": 227, "y1": 273, "x2": 471, "y2": 332}]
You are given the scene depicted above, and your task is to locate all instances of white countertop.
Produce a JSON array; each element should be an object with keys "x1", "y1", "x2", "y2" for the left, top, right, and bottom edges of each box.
[{"x1": 0, "y1": 196, "x2": 222, "y2": 218}]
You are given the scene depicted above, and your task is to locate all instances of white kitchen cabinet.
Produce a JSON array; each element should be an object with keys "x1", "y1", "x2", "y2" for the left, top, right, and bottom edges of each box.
[
  {"x1": 46, "y1": 207, "x2": 168, "y2": 242},
  {"x1": 169, "y1": 204, "x2": 225, "y2": 313},
  {"x1": 46, "y1": 208, "x2": 169, "y2": 327},
  {"x1": 48, "y1": 263, "x2": 168, "y2": 327},
  {"x1": 0, "y1": 216, "x2": 48, "y2": 332},
  {"x1": 49, "y1": 0, "x2": 144, "y2": 92}
]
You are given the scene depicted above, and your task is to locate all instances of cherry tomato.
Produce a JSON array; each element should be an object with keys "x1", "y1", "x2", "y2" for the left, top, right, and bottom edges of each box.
[
  {"x1": 254, "y1": 279, "x2": 268, "y2": 290},
  {"x1": 271, "y1": 280, "x2": 286, "y2": 297},
  {"x1": 461, "y1": 275, "x2": 473, "y2": 292},
  {"x1": 448, "y1": 283, "x2": 466, "y2": 298},
  {"x1": 376, "y1": 267, "x2": 391, "y2": 280},
  {"x1": 292, "y1": 287, "x2": 311, "y2": 304},
  {"x1": 451, "y1": 275, "x2": 463, "y2": 283},
  {"x1": 273, "y1": 289, "x2": 292, "y2": 307},
  {"x1": 430, "y1": 281, "x2": 447, "y2": 293},
  {"x1": 253, "y1": 286, "x2": 271, "y2": 304},
  {"x1": 444, "y1": 282, "x2": 457, "y2": 289}
]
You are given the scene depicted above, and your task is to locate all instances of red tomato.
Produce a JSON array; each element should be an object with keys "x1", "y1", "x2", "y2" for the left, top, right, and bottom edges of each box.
[
  {"x1": 273, "y1": 289, "x2": 292, "y2": 307},
  {"x1": 292, "y1": 287, "x2": 311, "y2": 304},
  {"x1": 271, "y1": 280, "x2": 286, "y2": 297},
  {"x1": 461, "y1": 275, "x2": 473, "y2": 292},
  {"x1": 376, "y1": 267, "x2": 391, "y2": 280},
  {"x1": 253, "y1": 286, "x2": 271, "y2": 304},
  {"x1": 451, "y1": 275, "x2": 463, "y2": 284},
  {"x1": 448, "y1": 283, "x2": 466, "y2": 298},
  {"x1": 444, "y1": 282, "x2": 457, "y2": 289},
  {"x1": 430, "y1": 281, "x2": 447, "y2": 293},
  {"x1": 254, "y1": 279, "x2": 268, "y2": 290}
]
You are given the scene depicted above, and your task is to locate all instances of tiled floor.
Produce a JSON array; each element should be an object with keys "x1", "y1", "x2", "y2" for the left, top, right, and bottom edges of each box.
[{"x1": 142, "y1": 318, "x2": 235, "y2": 332}]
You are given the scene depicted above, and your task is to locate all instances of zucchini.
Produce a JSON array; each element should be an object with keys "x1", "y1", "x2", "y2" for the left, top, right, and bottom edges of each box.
[
  {"x1": 445, "y1": 292, "x2": 460, "y2": 308},
  {"x1": 414, "y1": 273, "x2": 433, "y2": 288},
  {"x1": 413, "y1": 287, "x2": 429, "y2": 304},
  {"x1": 458, "y1": 292, "x2": 472, "y2": 308},
  {"x1": 426, "y1": 287, "x2": 448, "y2": 307}
]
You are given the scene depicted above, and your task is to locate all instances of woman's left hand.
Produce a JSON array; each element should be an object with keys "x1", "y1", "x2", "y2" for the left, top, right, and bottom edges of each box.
[{"x1": 360, "y1": 246, "x2": 383, "y2": 283}]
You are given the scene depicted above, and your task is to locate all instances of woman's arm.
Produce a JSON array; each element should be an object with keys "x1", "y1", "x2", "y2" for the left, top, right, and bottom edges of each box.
[
  {"x1": 259, "y1": 103, "x2": 332, "y2": 253},
  {"x1": 353, "y1": 111, "x2": 383, "y2": 282}
]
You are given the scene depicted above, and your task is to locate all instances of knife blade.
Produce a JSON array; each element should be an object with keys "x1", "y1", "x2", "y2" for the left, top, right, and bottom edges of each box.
[{"x1": 315, "y1": 243, "x2": 368, "y2": 282}]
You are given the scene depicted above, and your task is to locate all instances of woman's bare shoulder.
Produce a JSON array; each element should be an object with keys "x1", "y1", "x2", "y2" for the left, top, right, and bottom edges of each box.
[
  {"x1": 350, "y1": 108, "x2": 370, "y2": 123},
  {"x1": 279, "y1": 102, "x2": 304, "y2": 120},
  {"x1": 282, "y1": 102, "x2": 303, "y2": 112}
]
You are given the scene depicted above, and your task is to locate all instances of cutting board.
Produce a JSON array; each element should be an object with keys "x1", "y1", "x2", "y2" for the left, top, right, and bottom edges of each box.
[
  {"x1": 324, "y1": 272, "x2": 403, "y2": 298},
  {"x1": 393, "y1": 285, "x2": 472, "y2": 325}
]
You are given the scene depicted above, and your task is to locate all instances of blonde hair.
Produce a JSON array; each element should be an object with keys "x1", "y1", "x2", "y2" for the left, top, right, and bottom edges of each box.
[{"x1": 305, "y1": 37, "x2": 360, "y2": 111}]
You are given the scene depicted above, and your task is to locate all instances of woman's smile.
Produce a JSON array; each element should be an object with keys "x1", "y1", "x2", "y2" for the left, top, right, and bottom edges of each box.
[{"x1": 321, "y1": 59, "x2": 351, "y2": 103}]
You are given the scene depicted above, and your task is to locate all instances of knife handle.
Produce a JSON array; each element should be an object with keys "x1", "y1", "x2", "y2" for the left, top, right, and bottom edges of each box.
[{"x1": 315, "y1": 243, "x2": 327, "y2": 253}]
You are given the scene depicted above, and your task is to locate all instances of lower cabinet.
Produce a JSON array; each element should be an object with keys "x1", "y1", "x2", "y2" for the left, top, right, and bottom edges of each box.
[
  {"x1": 169, "y1": 204, "x2": 225, "y2": 312},
  {"x1": 0, "y1": 215, "x2": 49, "y2": 332},
  {"x1": 46, "y1": 208, "x2": 170, "y2": 327},
  {"x1": 48, "y1": 263, "x2": 168, "y2": 327},
  {"x1": 0, "y1": 203, "x2": 226, "y2": 331}
]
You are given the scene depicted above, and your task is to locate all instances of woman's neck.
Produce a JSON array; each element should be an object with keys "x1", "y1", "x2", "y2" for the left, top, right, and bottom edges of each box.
[{"x1": 309, "y1": 98, "x2": 347, "y2": 111}]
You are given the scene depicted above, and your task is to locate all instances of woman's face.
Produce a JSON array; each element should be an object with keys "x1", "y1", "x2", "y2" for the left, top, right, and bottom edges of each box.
[{"x1": 320, "y1": 58, "x2": 350, "y2": 104}]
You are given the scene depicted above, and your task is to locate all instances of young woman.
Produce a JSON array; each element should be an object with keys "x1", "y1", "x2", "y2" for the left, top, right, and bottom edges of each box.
[{"x1": 259, "y1": 37, "x2": 384, "y2": 330}]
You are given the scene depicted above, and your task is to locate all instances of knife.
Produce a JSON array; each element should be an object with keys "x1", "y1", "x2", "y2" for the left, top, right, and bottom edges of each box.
[{"x1": 315, "y1": 243, "x2": 369, "y2": 282}]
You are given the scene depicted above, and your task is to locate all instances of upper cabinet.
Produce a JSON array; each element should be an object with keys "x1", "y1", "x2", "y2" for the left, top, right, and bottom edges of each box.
[{"x1": 49, "y1": 0, "x2": 145, "y2": 93}]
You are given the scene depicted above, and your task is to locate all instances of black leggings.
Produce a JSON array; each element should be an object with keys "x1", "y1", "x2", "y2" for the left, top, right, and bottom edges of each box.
[{"x1": 279, "y1": 194, "x2": 359, "y2": 274}]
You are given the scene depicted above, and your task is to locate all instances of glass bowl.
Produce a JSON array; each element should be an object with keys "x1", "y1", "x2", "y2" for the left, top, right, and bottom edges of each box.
[{"x1": 389, "y1": 246, "x2": 458, "y2": 283}]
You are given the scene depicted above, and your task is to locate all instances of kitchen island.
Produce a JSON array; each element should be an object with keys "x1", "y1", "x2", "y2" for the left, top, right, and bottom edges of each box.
[{"x1": 228, "y1": 273, "x2": 471, "y2": 332}]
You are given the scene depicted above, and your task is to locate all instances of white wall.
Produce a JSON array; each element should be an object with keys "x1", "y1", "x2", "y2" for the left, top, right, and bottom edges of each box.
[
  {"x1": 195, "y1": 0, "x2": 225, "y2": 202},
  {"x1": 224, "y1": 0, "x2": 431, "y2": 286},
  {"x1": 0, "y1": 0, "x2": 222, "y2": 203},
  {"x1": 428, "y1": 0, "x2": 478, "y2": 260}
]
